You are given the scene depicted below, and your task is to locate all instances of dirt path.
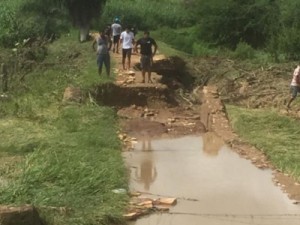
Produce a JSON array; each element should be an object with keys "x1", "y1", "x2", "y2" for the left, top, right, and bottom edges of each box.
[{"x1": 108, "y1": 51, "x2": 300, "y2": 224}]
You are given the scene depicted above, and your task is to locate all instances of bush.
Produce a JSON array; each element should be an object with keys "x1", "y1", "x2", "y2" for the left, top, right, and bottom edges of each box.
[
  {"x1": 278, "y1": 28, "x2": 300, "y2": 60},
  {"x1": 192, "y1": 42, "x2": 218, "y2": 57},
  {"x1": 99, "y1": 0, "x2": 192, "y2": 31},
  {"x1": 232, "y1": 42, "x2": 256, "y2": 60}
]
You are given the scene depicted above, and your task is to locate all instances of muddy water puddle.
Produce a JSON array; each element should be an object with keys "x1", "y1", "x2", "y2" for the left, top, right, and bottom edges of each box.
[{"x1": 123, "y1": 134, "x2": 300, "y2": 225}]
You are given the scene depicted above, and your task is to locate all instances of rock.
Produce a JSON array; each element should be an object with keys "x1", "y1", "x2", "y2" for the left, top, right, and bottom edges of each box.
[
  {"x1": 118, "y1": 134, "x2": 127, "y2": 140},
  {"x1": 130, "y1": 192, "x2": 141, "y2": 197},
  {"x1": 0, "y1": 205, "x2": 42, "y2": 225},
  {"x1": 126, "y1": 71, "x2": 135, "y2": 75},
  {"x1": 156, "y1": 198, "x2": 177, "y2": 205},
  {"x1": 167, "y1": 118, "x2": 176, "y2": 123},
  {"x1": 62, "y1": 86, "x2": 83, "y2": 103},
  {"x1": 123, "y1": 212, "x2": 139, "y2": 220},
  {"x1": 155, "y1": 205, "x2": 170, "y2": 211},
  {"x1": 145, "y1": 112, "x2": 155, "y2": 117}
]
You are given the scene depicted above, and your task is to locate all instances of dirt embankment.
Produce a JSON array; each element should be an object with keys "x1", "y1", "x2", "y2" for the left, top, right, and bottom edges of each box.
[{"x1": 188, "y1": 57, "x2": 295, "y2": 110}]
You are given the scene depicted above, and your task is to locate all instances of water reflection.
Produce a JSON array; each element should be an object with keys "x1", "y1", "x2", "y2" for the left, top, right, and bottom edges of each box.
[
  {"x1": 134, "y1": 139, "x2": 157, "y2": 191},
  {"x1": 124, "y1": 135, "x2": 300, "y2": 225},
  {"x1": 202, "y1": 132, "x2": 224, "y2": 157}
]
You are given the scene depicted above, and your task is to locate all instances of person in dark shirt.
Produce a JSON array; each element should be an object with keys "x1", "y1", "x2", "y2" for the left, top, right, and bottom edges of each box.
[{"x1": 134, "y1": 31, "x2": 158, "y2": 83}]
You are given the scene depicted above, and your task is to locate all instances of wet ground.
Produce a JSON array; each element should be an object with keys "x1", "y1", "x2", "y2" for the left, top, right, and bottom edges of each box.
[
  {"x1": 124, "y1": 135, "x2": 300, "y2": 225},
  {"x1": 107, "y1": 49, "x2": 300, "y2": 224}
]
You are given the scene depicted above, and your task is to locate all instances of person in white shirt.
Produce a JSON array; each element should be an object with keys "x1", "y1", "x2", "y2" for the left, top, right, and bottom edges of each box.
[
  {"x1": 287, "y1": 64, "x2": 300, "y2": 109},
  {"x1": 120, "y1": 26, "x2": 135, "y2": 70},
  {"x1": 111, "y1": 18, "x2": 122, "y2": 53}
]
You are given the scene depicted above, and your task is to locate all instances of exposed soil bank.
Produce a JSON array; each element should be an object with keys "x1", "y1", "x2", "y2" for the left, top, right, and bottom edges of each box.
[{"x1": 92, "y1": 83, "x2": 178, "y2": 108}]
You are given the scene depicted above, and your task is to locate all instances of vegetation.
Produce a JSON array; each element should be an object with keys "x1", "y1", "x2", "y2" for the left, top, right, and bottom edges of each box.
[
  {"x1": 100, "y1": 0, "x2": 191, "y2": 30},
  {"x1": 2, "y1": 0, "x2": 300, "y2": 60},
  {"x1": 0, "y1": 32, "x2": 127, "y2": 225},
  {"x1": 227, "y1": 105, "x2": 300, "y2": 181},
  {"x1": 1, "y1": 0, "x2": 300, "y2": 223}
]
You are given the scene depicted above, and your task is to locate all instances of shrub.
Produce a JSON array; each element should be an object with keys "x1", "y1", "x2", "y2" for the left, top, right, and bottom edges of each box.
[
  {"x1": 278, "y1": 27, "x2": 300, "y2": 60},
  {"x1": 192, "y1": 42, "x2": 218, "y2": 57},
  {"x1": 232, "y1": 42, "x2": 256, "y2": 60}
]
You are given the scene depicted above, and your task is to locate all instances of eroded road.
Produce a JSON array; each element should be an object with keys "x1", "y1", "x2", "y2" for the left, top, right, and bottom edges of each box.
[{"x1": 107, "y1": 50, "x2": 300, "y2": 225}]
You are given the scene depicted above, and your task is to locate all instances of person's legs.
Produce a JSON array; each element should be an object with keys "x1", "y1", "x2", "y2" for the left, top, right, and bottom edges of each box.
[
  {"x1": 147, "y1": 69, "x2": 152, "y2": 83},
  {"x1": 127, "y1": 48, "x2": 132, "y2": 70},
  {"x1": 122, "y1": 49, "x2": 127, "y2": 70},
  {"x1": 113, "y1": 35, "x2": 118, "y2": 53},
  {"x1": 97, "y1": 54, "x2": 104, "y2": 75},
  {"x1": 141, "y1": 70, "x2": 146, "y2": 83},
  {"x1": 104, "y1": 54, "x2": 111, "y2": 76},
  {"x1": 142, "y1": 55, "x2": 152, "y2": 83},
  {"x1": 287, "y1": 86, "x2": 298, "y2": 108},
  {"x1": 115, "y1": 35, "x2": 120, "y2": 53},
  {"x1": 140, "y1": 55, "x2": 147, "y2": 83}
]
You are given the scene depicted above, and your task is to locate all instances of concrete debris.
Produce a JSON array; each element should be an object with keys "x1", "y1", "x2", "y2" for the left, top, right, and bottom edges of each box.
[{"x1": 124, "y1": 196, "x2": 177, "y2": 221}]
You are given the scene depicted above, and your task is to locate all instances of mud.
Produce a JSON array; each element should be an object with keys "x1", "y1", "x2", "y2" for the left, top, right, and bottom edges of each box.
[{"x1": 124, "y1": 136, "x2": 300, "y2": 225}]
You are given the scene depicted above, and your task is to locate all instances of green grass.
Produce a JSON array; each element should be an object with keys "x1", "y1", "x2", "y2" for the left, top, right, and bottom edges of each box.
[
  {"x1": 0, "y1": 31, "x2": 128, "y2": 225},
  {"x1": 227, "y1": 105, "x2": 300, "y2": 181}
]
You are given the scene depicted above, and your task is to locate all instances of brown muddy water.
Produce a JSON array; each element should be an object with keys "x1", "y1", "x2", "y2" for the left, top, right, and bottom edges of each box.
[{"x1": 123, "y1": 134, "x2": 300, "y2": 225}]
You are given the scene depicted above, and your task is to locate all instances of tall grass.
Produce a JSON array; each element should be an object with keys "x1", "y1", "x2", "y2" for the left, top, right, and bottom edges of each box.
[
  {"x1": 227, "y1": 105, "x2": 300, "y2": 181},
  {"x1": 0, "y1": 31, "x2": 127, "y2": 225}
]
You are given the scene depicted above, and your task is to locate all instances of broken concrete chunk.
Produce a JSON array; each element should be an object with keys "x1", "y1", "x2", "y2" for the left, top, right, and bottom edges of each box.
[
  {"x1": 156, "y1": 198, "x2": 177, "y2": 205},
  {"x1": 126, "y1": 71, "x2": 135, "y2": 75}
]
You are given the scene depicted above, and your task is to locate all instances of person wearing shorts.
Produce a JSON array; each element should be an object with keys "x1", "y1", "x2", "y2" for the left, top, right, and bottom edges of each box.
[
  {"x1": 287, "y1": 64, "x2": 300, "y2": 109},
  {"x1": 120, "y1": 27, "x2": 135, "y2": 70},
  {"x1": 111, "y1": 19, "x2": 122, "y2": 53},
  {"x1": 135, "y1": 31, "x2": 158, "y2": 83}
]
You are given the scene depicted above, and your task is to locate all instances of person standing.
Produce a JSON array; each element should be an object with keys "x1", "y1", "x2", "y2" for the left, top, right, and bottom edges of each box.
[
  {"x1": 92, "y1": 31, "x2": 110, "y2": 76},
  {"x1": 104, "y1": 24, "x2": 112, "y2": 51},
  {"x1": 134, "y1": 31, "x2": 158, "y2": 83},
  {"x1": 287, "y1": 64, "x2": 300, "y2": 109},
  {"x1": 120, "y1": 26, "x2": 135, "y2": 70},
  {"x1": 111, "y1": 18, "x2": 122, "y2": 53}
]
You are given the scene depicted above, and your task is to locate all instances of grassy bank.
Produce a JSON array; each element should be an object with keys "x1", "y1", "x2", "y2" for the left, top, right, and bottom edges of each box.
[
  {"x1": 227, "y1": 105, "x2": 300, "y2": 181},
  {"x1": 0, "y1": 32, "x2": 128, "y2": 225}
]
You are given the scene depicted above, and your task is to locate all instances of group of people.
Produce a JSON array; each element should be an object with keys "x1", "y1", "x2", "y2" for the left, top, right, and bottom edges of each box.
[{"x1": 92, "y1": 18, "x2": 158, "y2": 83}]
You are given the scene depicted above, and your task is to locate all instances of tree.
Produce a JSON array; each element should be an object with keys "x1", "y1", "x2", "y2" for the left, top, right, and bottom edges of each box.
[
  {"x1": 64, "y1": 0, "x2": 106, "y2": 42},
  {"x1": 22, "y1": 0, "x2": 106, "y2": 42},
  {"x1": 193, "y1": 0, "x2": 281, "y2": 49}
]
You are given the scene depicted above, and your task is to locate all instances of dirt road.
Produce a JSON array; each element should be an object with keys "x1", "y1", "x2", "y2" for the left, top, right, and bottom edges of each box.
[{"x1": 106, "y1": 50, "x2": 300, "y2": 224}]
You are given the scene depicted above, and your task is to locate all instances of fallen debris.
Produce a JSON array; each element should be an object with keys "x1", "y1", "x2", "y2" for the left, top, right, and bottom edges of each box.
[{"x1": 124, "y1": 196, "x2": 177, "y2": 221}]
